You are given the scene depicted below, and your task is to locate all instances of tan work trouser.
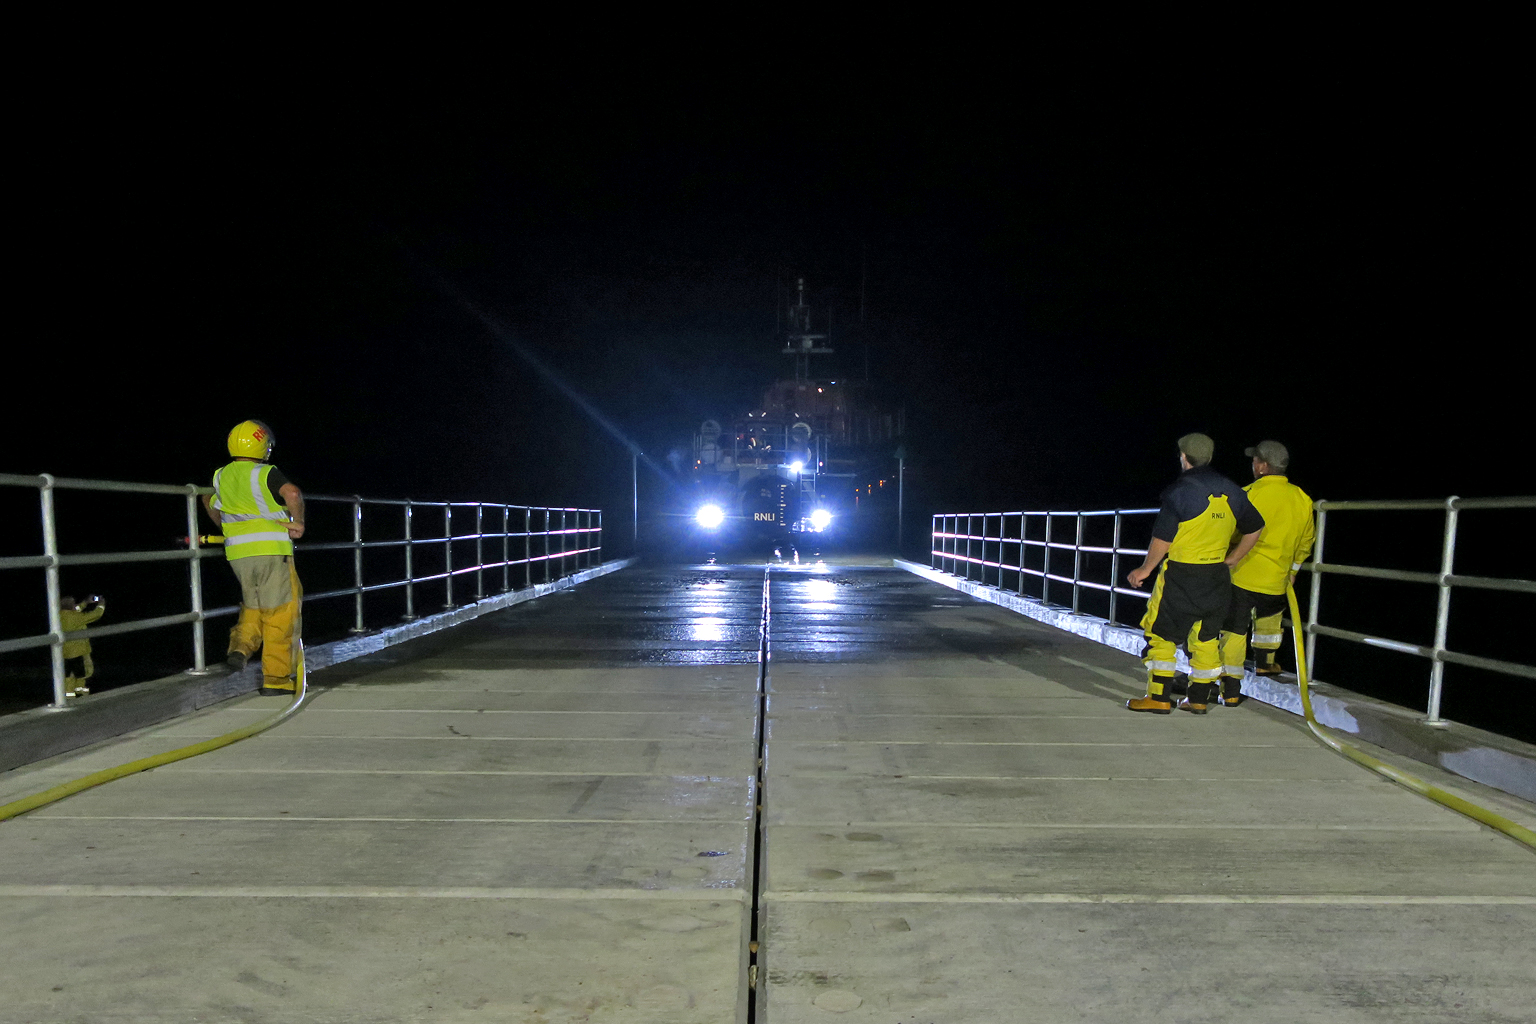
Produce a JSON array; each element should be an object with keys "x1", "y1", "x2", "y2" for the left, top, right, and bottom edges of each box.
[{"x1": 228, "y1": 555, "x2": 303, "y2": 691}]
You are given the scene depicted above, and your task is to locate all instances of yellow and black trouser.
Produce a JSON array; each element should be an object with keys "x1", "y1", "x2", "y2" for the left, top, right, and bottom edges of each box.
[
  {"x1": 1140, "y1": 560, "x2": 1229, "y2": 702},
  {"x1": 227, "y1": 554, "x2": 303, "y2": 692},
  {"x1": 63, "y1": 652, "x2": 94, "y2": 689},
  {"x1": 1218, "y1": 585, "x2": 1288, "y2": 694}
]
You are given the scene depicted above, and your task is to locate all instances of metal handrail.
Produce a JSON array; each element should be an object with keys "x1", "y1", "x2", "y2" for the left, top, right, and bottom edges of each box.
[
  {"x1": 932, "y1": 496, "x2": 1536, "y2": 725},
  {"x1": 1, "y1": 473, "x2": 602, "y2": 707},
  {"x1": 931, "y1": 509, "x2": 1160, "y2": 619}
]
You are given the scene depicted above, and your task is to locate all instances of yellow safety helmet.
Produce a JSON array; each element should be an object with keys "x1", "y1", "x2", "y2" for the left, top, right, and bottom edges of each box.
[{"x1": 227, "y1": 420, "x2": 275, "y2": 460}]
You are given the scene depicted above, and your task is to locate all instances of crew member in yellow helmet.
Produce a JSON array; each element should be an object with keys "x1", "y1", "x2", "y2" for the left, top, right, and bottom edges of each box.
[{"x1": 201, "y1": 420, "x2": 306, "y2": 695}]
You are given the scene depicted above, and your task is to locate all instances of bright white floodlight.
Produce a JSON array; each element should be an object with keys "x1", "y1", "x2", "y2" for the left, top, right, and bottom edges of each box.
[
  {"x1": 809, "y1": 508, "x2": 833, "y2": 530},
  {"x1": 789, "y1": 460, "x2": 805, "y2": 474},
  {"x1": 695, "y1": 504, "x2": 725, "y2": 529}
]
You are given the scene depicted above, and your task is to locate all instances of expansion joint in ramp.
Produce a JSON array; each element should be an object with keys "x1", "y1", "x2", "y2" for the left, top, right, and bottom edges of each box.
[{"x1": 747, "y1": 567, "x2": 770, "y2": 1020}]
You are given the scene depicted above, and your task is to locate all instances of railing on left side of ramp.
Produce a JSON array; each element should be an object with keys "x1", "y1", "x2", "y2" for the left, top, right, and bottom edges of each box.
[{"x1": 0, "y1": 471, "x2": 601, "y2": 709}]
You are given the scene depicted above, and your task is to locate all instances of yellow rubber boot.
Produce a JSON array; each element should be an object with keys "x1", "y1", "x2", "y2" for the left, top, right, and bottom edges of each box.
[
  {"x1": 1252, "y1": 609, "x2": 1284, "y2": 676},
  {"x1": 1128, "y1": 672, "x2": 1175, "y2": 714}
]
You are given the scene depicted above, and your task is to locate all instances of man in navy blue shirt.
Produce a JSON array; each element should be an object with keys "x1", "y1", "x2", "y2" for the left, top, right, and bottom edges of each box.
[{"x1": 1125, "y1": 433, "x2": 1264, "y2": 714}]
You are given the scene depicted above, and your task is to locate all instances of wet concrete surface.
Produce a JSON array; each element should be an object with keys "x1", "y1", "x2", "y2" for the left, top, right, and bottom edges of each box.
[
  {"x1": 758, "y1": 564, "x2": 1536, "y2": 1023},
  {"x1": 2, "y1": 561, "x2": 1533, "y2": 1022},
  {"x1": 0, "y1": 565, "x2": 767, "y2": 1024}
]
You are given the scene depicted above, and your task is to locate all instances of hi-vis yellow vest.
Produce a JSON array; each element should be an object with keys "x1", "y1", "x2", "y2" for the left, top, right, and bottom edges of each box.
[{"x1": 212, "y1": 461, "x2": 293, "y2": 559}]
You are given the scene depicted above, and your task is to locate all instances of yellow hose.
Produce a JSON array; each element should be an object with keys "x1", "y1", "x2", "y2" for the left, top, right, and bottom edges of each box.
[
  {"x1": 0, "y1": 643, "x2": 308, "y2": 823},
  {"x1": 1286, "y1": 585, "x2": 1535, "y2": 851}
]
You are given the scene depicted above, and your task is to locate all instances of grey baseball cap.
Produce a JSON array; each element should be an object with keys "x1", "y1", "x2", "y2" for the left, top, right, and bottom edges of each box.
[
  {"x1": 1245, "y1": 440, "x2": 1290, "y2": 468},
  {"x1": 1178, "y1": 433, "x2": 1214, "y2": 465}
]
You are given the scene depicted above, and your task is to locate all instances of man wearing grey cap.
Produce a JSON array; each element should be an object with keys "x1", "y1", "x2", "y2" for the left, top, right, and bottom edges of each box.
[
  {"x1": 1216, "y1": 441, "x2": 1316, "y2": 703},
  {"x1": 1126, "y1": 434, "x2": 1265, "y2": 714}
]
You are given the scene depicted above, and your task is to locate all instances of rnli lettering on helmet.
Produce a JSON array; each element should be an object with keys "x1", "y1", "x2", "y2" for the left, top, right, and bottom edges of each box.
[{"x1": 755, "y1": 512, "x2": 775, "y2": 521}]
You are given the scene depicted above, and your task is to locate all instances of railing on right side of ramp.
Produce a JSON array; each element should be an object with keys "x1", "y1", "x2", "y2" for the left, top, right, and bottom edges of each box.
[{"x1": 930, "y1": 497, "x2": 1536, "y2": 728}]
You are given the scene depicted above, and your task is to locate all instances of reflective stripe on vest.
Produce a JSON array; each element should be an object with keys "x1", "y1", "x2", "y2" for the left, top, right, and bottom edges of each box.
[
  {"x1": 213, "y1": 462, "x2": 293, "y2": 559},
  {"x1": 218, "y1": 512, "x2": 287, "y2": 523},
  {"x1": 225, "y1": 531, "x2": 293, "y2": 547}
]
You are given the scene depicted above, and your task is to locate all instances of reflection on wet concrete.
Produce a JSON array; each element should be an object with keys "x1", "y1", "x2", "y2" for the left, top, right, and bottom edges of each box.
[
  {"x1": 768, "y1": 567, "x2": 1055, "y2": 664},
  {"x1": 377, "y1": 565, "x2": 772, "y2": 670}
]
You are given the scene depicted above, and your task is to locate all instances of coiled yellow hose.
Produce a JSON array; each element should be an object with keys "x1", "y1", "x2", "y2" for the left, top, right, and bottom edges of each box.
[
  {"x1": 0, "y1": 644, "x2": 308, "y2": 823},
  {"x1": 1286, "y1": 586, "x2": 1535, "y2": 850}
]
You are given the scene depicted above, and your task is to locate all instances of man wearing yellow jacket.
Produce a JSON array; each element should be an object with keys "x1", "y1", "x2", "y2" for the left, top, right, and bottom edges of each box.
[
  {"x1": 58, "y1": 595, "x2": 106, "y2": 698},
  {"x1": 203, "y1": 420, "x2": 306, "y2": 695},
  {"x1": 1217, "y1": 440, "x2": 1315, "y2": 705}
]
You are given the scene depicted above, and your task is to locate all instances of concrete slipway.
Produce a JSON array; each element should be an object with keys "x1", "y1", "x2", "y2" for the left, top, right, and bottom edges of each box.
[{"x1": 1, "y1": 562, "x2": 1532, "y2": 1023}]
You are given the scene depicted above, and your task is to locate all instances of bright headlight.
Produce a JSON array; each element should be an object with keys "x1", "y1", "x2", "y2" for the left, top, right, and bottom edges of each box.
[
  {"x1": 695, "y1": 504, "x2": 725, "y2": 529},
  {"x1": 809, "y1": 508, "x2": 833, "y2": 530}
]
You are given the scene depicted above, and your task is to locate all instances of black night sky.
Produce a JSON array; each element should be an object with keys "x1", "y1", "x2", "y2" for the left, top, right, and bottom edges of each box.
[
  {"x1": 6, "y1": 65, "x2": 1529, "y2": 733},
  {"x1": 13, "y1": 74, "x2": 1521, "y2": 511}
]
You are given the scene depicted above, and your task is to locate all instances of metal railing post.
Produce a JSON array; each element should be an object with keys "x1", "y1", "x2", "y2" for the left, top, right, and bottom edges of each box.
[
  {"x1": 996, "y1": 513, "x2": 1004, "y2": 589},
  {"x1": 403, "y1": 502, "x2": 416, "y2": 621},
  {"x1": 997, "y1": 513, "x2": 1005, "y2": 589},
  {"x1": 1109, "y1": 512, "x2": 1122, "y2": 624},
  {"x1": 560, "y1": 509, "x2": 569, "y2": 579},
  {"x1": 524, "y1": 507, "x2": 532, "y2": 589},
  {"x1": 1017, "y1": 512, "x2": 1026, "y2": 596},
  {"x1": 1426, "y1": 497, "x2": 1459, "y2": 726},
  {"x1": 351, "y1": 498, "x2": 365, "y2": 633},
  {"x1": 544, "y1": 509, "x2": 552, "y2": 584},
  {"x1": 40, "y1": 476, "x2": 67, "y2": 707},
  {"x1": 597, "y1": 509, "x2": 603, "y2": 565},
  {"x1": 997, "y1": 513, "x2": 1004, "y2": 589},
  {"x1": 1305, "y1": 505, "x2": 1327, "y2": 680},
  {"x1": 1072, "y1": 512, "x2": 1085, "y2": 612},
  {"x1": 444, "y1": 505, "x2": 454, "y2": 608},
  {"x1": 953, "y1": 514, "x2": 961, "y2": 574},
  {"x1": 502, "y1": 506, "x2": 510, "y2": 593},
  {"x1": 981, "y1": 513, "x2": 990, "y2": 586},
  {"x1": 1042, "y1": 513, "x2": 1052, "y2": 605},
  {"x1": 185, "y1": 489, "x2": 207, "y2": 672},
  {"x1": 964, "y1": 514, "x2": 974, "y2": 581},
  {"x1": 475, "y1": 504, "x2": 485, "y2": 601}
]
